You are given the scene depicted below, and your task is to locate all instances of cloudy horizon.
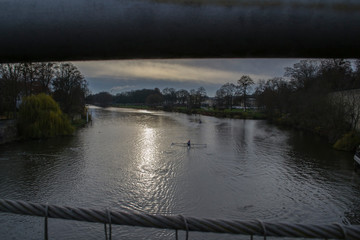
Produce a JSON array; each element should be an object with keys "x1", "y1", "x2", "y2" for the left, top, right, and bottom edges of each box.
[{"x1": 74, "y1": 59, "x2": 301, "y2": 97}]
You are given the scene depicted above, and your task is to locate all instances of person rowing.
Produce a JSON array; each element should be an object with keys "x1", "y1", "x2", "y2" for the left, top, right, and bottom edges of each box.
[{"x1": 171, "y1": 141, "x2": 206, "y2": 148}]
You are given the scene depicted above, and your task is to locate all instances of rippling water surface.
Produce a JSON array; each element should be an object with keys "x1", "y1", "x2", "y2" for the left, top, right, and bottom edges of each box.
[{"x1": 0, "y1": 107, "x2": 359, "y2": 239}]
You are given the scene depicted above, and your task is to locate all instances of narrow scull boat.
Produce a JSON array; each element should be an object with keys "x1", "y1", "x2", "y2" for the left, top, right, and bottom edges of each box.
[{"x1": 171, "y1": 143, "x2": 207, "y2": 148}]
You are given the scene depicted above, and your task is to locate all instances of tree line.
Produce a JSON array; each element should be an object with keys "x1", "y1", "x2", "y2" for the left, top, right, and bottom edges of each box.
[
  {"x1": 0, "y1": 62, "x2": 89, "y2": 119},
  {"x1": 254, "y1": 59, "x2": 360, "y2": 146},
  {"x1": 86, "y1": 86, "x2": 209, "y2": 109},
  {"x1": 86, "y1": 76, "x2": 255, "y2": 110},
  {"x1": 215, "y1": 75, "x2": 255, "y2": 110}
]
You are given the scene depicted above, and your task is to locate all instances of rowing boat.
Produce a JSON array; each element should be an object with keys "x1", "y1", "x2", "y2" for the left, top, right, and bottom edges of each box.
[{"x1": 171, "y1": 142, "x2": 207, "y2": 148}]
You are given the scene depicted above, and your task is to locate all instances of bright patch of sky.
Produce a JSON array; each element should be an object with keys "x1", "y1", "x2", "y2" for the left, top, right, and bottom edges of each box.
[{"x1": 74, "y1": 59, "x2": 301, "y2": 97}]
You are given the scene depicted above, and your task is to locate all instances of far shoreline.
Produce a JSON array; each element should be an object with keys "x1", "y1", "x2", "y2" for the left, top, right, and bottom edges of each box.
[{"x1": 109, "y1": 104, "x2": 267, "y2": 120}]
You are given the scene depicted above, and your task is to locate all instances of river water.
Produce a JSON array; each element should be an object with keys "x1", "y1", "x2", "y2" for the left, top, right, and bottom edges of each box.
[{"x1": 0, "y1": 106, "x2": 359, "y2": 239}]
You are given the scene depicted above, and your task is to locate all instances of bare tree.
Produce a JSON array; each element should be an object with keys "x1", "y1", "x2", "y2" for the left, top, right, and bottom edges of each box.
[
  {"x1": 284, "y1": 60, "x2": 319, "y2": 90},
  {"x1": 237, "y1": 75, "x2": 254, "y2": 111},
  {"x1": 195, "y1": 87, "x2": 207, "y2": 107},
  {"x1": 52, "y1": 63, "x2": 88, "y2": 117},
  {"x1": 175, "y1": 89, "x2": 189, "y2": 105},
  {"x1": 188, "y1": 89, "x2": 197, "y2": 109},
  {"x1": 36, "y1": 62, "x2": 55, "y2": 94},
  {"x1": 319, "y1": 59, "x2": 352, "y2": 91},
  {"x1": 162, "y1": 87, "x2": 176, "y2": 105},
  {"x1": 0, "y1": 63, "x2": 22, "y2": 118},
  {"x1": 216, "y1": 83, "x2": 236, "y2": 109}
]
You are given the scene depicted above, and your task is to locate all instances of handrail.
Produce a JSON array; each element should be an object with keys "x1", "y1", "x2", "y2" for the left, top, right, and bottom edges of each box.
[
  {"x1": 0, "y1": 0, "x2": 360, "y2": 62},
  {"x1": 0, "y1": 199, "x2": 359, "y2": 239}
]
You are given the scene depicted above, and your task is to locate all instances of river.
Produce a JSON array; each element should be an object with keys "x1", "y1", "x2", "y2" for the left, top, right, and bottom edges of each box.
[{"x1": 0, "y1": 106, "x2": 359, "y2": 239}]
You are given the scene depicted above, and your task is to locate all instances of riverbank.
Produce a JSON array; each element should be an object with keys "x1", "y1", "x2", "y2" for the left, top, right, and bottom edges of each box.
[
  {"x1": 171, "y1": 107, "x2": 266, "y2": 119},
  {"x1": 112, "y1": 104, "x2": 267, "y2": 119},
  {"x1": 0, "y1": 120, "x2": 19, "y2": 144},
  {"x1": 0, "y1": 117, "x2": 89, "y2": 145},
  {"x1": 270, "y1": 114, "x2": 360, "y2": 152}
]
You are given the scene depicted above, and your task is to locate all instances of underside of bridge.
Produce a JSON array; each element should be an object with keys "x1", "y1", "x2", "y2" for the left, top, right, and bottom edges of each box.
[{"x1": 0, "y1": 0, "x2": 359, "y2": 62}]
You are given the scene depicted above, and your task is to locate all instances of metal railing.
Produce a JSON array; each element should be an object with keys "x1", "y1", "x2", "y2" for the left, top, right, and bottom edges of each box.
[
  {"x1": 0, "y1": 0, "x2": 360, "y2": 62},
  {"x1": 0, "y1": 199, "x2": 359, "y2": 239}
]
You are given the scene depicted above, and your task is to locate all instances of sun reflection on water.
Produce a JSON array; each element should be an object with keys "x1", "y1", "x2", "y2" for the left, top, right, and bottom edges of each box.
[
  {"x1": 139, "y1": 127, "x2": 157, "y2": 167},
  {"x1": 134, "y1": 126, "x2": 165, "y2": 213}
]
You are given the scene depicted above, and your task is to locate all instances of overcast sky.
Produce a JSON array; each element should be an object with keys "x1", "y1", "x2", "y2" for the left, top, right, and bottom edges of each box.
[{"x1": 73, "y1": 59, "x2": 301, "y2": 97}]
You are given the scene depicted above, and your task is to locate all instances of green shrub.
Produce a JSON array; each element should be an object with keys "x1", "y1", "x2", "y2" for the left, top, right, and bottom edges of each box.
[
  {"x1": 333, "y1": 131, "x2": 360, "y2": 151},
  {"x1": 18, "y1": 94, "x2": 74, "y2": 139}
]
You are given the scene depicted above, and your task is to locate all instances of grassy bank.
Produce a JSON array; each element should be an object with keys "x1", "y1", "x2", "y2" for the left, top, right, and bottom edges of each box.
[
  {"x1": 170, "y1": 107, "x2": 266, "y2": 119},
  {"x1": 112, "y1": 104, "x2": 154, "y2": 110},
  {"x1": 269, "y1": 113, "x2": 360, "y2": 152}
]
